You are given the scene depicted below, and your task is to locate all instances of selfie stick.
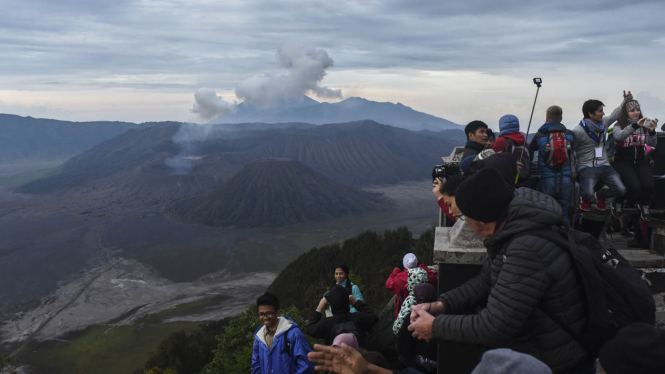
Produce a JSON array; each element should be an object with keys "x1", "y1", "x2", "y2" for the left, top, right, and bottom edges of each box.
[{"x1": 515, "y1": 78, "x2": 542, "y2": 183}]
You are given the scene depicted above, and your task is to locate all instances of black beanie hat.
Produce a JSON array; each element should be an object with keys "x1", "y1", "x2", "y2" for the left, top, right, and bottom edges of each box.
[
  {"x1": 456, "y1": 167, "x2": 513, "y2": 223},
  {"x1": 598, "y1": 323, "x2": 665, "y2": 374},
  {"x1": 480, "y1": 153, "x2": 517, "y2": 188},
  {"x1": 326, "y1": 285, "x2": 351, "y2": 315}
]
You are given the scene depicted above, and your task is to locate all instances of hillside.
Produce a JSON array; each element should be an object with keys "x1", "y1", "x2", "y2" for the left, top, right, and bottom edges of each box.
[
  {"x1": 172, "y1": 159, "x2": 384, "y2": 227},
  {"x1": 0, "y1": 114, "x2": 147, "y2": 163},
  {"x1": 211, "y1": 96, "x2": 460, "y2": 131},
  {"x1": 19, "y1": 121, "x2": 462, "y2": 203}
]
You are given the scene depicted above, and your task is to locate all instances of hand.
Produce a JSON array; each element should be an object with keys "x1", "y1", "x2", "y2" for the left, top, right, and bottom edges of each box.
[
  {"x1": 638, "y1": 117, "x2": 648, "y2": 127},
  {"x1": 317, "y1": 298, "x2": 328, "y2": 311},
  {"x1": 349, "y1": 295, "x2": 357, "y2": 305},
  {"x1": 432, "y1": 178, "x2": 444, "y2": 200},
  {"x1": 408, "y1": 307, "x2": 436, "y2": 342},
  {"x1": 623, "y1": 90, "x2": 633, "y2": 101},
  {"x1": 571, "y1": 172, "x2": 579, "y2": 182},
  {"x1": 308, "y1": 343, "x2": 391, "y2": 374},
  {"x1": 412, "y1": 301, "x2": 445, "y2": 317},
  {"x1": 516, "y1": 161, "x2": 523, "y2": 171}
]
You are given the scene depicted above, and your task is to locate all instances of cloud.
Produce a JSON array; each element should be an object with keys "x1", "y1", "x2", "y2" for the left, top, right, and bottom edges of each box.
[
  {"x1": 191, "y1": 88, "x2": 236, "y2": 120},
  {"x1": 235, "y1": 44, "x2": 341, "y2": 108}
]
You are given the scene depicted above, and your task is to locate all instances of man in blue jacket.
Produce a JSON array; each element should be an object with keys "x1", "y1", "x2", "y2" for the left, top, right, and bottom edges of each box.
[
  {"x1": 251, "y1": 292, "x2": 314, "y2": 374},
  {"x1": 528, "y1": 105, "x2": 575, "y2": 224}
]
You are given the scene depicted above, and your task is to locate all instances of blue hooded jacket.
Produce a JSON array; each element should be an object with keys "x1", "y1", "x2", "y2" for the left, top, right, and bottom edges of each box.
[
  {"x1": 251, "y1": 316, "x2": 315, "y2": 374},
  {"x1": 528, "y1": 122, "x2": 574, "y2": 179}
]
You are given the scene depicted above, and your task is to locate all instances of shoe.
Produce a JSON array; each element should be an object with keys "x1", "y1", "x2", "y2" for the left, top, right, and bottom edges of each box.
[
  {"x1": 620, "y1": 228, "x2": 634, "y2": 237},
  {"x1": 611, "y1": 202, "x2": 622, "y2": 218},
  {"x1": 579, "y1": 199, "x2": 591, "y2": 211},
  {"x1": 596, "y1": 195, "x2": 606, "y2": 211},
  {"x1": 638, "y1": 204, "x2": 651, "y2": 221}
]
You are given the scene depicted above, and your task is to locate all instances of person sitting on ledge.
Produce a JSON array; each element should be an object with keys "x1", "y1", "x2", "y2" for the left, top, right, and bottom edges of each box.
[
  {"x1": 319, "y1": 264, "x2": 364, "y2": 314},
  {"x1": 408, "y1": 168, "x2": 591, "y2": 373},
  {"x1": 307, "y1": 285, "x2": 378, "y2": 346},
  {"x1": 385, "y1": 253, "x2": 436, "y2": 322}
]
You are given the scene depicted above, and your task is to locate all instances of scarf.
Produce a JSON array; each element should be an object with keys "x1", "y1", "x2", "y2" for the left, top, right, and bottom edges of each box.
[{"x1": 580, "y1": 118, "x2": 605, "y2": 145}]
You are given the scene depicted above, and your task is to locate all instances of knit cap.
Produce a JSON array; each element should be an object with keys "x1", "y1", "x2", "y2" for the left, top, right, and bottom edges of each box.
[
  {"x1": 332, "y1": 333, "x2": 359, "y2": 350},
  {"x1": 402, "y1": 253, "x2": 417, "y2": 269},
  {"x1": 472, "y1": 349, "x2": 552, "y2": 374},
  {"x1": 456, "y1": 167, "x2": 513, "y2": 223},
  {"x1": 598, "y1": 323, "x2": 665, "y2": 374}
]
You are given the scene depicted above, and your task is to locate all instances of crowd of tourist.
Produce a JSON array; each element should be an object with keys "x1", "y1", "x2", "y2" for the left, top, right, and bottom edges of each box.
[{"x1": 250, "y1": 91, "x2": 665, "y2": 374}]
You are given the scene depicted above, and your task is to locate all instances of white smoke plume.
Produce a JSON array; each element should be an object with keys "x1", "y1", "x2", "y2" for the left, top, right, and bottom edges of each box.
[
  {"x1": 191, "y1": 87, "x2": 236, "y2": 120},
  {"x1": 235, "y1": 44, "x2": 342, "y2": 108}
]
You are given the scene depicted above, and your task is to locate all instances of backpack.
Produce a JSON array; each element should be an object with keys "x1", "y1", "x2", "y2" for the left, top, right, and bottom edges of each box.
[
  {"x1": 504, "y1": 138, "x2": 531, "y2": 181},
  {"x1": 515, "y1": 227, "x2": 655, "y2": 356},
  {"x1": 543, "y1": 131, "x2": 571, "y2": 171},
  {"x1": 330, "y1": 320, "x2": 362, "y2": 343},
  {"x1": 281, "y1": 330, "x2": 292, "y2": 357}
]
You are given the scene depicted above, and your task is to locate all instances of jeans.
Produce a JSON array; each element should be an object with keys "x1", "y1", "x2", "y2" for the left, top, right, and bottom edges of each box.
[
  {"x1": 612, "y1": 160, "x2": 655, "y2": 206},
  {"x1": 578, "y1": 166, "x2": 626, "y2": 201},
  {"x1": 538, "y1": 175, "x2": 573, "y2": 223}
]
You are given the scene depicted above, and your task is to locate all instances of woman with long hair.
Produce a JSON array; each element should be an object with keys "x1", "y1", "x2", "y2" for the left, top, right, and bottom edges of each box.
[{"x1": 611, "y1": 96, "x2": 659, "y2": 220}]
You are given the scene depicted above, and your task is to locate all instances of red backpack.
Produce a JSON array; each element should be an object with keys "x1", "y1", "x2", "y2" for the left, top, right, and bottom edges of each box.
[{"x1": 544, "y1": 132, "x2": 571, "y2": 171}]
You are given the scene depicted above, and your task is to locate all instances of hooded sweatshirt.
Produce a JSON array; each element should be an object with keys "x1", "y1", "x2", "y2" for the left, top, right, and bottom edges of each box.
[
  {"x1": 251, "y1": 316, "x2": 315, "y2": 374},
  {"x1": 612, "y1": 119, "x2": 657, "y2": 163}
]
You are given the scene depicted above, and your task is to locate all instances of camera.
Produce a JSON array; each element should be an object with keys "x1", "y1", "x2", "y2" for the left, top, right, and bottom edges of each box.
[
  {"x1": 533, "y1": 77, "x2": 542, "y2": 87},
  {"x1": 432, "y1": 165, "x2": 447, "y2": 181}
]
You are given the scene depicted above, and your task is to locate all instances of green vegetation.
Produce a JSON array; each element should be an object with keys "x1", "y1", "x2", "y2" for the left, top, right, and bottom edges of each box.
[
  {"x1": 136, "y1": 227, "x2": 434, "y2": 374},
  {"x1": 0, "y1": 354, "x2": 18, "y2": 374},
  {"x1": 17, "y1": 322, "x2": 199, "y2": 374}
]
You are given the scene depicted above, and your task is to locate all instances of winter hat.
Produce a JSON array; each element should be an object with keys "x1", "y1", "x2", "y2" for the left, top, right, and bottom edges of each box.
[
  {"x1": 499, "y1": 114, "x2": 520, "y2": 136},
  {"x1": 472, "y1": 349, "x2": 552, "y2": 374},
  {"x1": 414, "y1": 283, "x2": 437, "y2": 304},
  {"x1": 456, "y1": 167, "x2": 513, "y2": 223},
  {"x1": 460, "y1": 155, "x2": 475, "y2": 173},
  {"x1": 326, "y1": 285, "x2": 351, "y2": 315},
  {"x1": 598, "y1": 323, "x2": 665, "y2": 374},
  {"x1": 402, "y1": 253, "x2": 418, "y2": 269},
  {"x1": 332, "y1": 333, "x2": 360, "y2": 350}
]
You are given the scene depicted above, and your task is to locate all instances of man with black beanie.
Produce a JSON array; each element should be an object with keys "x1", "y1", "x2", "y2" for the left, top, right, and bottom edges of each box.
[
  {"x1": 597, "y1": 323, "x2": 665, "y2": 374},
  {"x1": 306, "y1": 285, "x2": 378, "y2": 345},
  {"x1": 409, "y1": 168, "x2": 591, "y2": 373}
]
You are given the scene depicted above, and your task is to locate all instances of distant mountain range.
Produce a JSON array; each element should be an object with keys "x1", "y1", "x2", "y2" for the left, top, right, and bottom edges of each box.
[
  {"x1": 0, "y1": 114, "x2": 153, "y2": 163},
  {"x1": 172, "y1": 159, "x2": 384, "y2": 227},
  {"x1": 19, "y1": 120, "x2": 461, "y2": 225},
  {"x1": 211, "y1": 96, "x2": 460, "y2": 131}
]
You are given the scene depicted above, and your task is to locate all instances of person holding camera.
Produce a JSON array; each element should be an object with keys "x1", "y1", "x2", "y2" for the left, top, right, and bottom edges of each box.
[{"x1": 610, "y1": 93, "x2": 658, "y2": 221}]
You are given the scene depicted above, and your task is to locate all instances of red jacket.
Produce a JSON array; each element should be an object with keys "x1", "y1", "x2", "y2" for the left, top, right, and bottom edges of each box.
[
  {"x1": 492, "y1": 132, "x2": 525, "y2": 153},
  {"x1": 385, "y1": 265, "x2": 437, "y2": 319}
]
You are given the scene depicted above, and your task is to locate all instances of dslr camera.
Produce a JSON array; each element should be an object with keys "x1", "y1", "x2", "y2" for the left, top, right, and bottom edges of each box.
[{"x1": 432, "y1": 165, "x2": 447, "y2": 181}]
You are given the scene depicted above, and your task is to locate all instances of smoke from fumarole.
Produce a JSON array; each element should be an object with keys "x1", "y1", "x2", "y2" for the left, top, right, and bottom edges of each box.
[
  {"x1": 235, "y1": 44, "x2": 342, "y2": 108},
  {"x1": 191, "y1": 88, "x2": 236, "y2": 120}
]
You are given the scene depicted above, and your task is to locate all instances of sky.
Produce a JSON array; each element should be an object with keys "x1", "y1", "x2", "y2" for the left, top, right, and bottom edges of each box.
[{"x1": 1, "y1": 0, "x2": 665, "y2": 130}]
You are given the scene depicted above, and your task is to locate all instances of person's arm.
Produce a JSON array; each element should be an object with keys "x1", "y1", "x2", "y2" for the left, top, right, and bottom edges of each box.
[
  {"x1": 432, "y1": 238, "x2": 550, "y2": 346},
  {"x1": 290, "y1": 329, "x2": 316, "y2": 374},
  {"x1": 492, "y1": 136, "x2": 506, "y2": 153},
  {"x1": 437, "y1": 258, "x2": 492, "y2": 315},
  {"x1": 352, "y1": 285, "x2": 364, "y2": 303},
  {"x1": 646, "y1": 119, "x2": 658, "y2": 146},
  {"x1": 528, "y1": 132, "x2": 540, "y2": 153},
  {"x1": 603, "y1": 96, "x2": 628, "y2": 128},
  {"x1": 350, "y1": 297, "x2": 379, "y2": 330},
  {"x1": 251, "y1": 338, "x2": 261, "y2": 374},
  {"x1": 612, "y1": 123, "x2": 638, "y2": 143},
  {"x1": 307, "y1": 312, "x2": 331, "y2": 339}
]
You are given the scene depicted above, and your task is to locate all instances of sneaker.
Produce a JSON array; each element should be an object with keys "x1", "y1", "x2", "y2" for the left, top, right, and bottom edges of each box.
[
  {"x1": 620, "y1": 228, "x2": 634, "y2": 237},
  {"x1": 579, "y1": 199, "x2": 591, "y2": 211},
  {"x1": 611, "y1": 202, "x2": 622, "y2": 218},
  {"x1": 638, "y1": 204, "x2": 651, "y2": 221},
  {"x1": 596, "y1": 196, "x2": 606, "y2": 211}
]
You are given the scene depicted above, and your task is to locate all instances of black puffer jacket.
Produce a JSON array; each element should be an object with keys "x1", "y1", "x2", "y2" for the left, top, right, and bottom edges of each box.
[{"x1": 432, "y1": 188, "x2": 588, "y2": 373}]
